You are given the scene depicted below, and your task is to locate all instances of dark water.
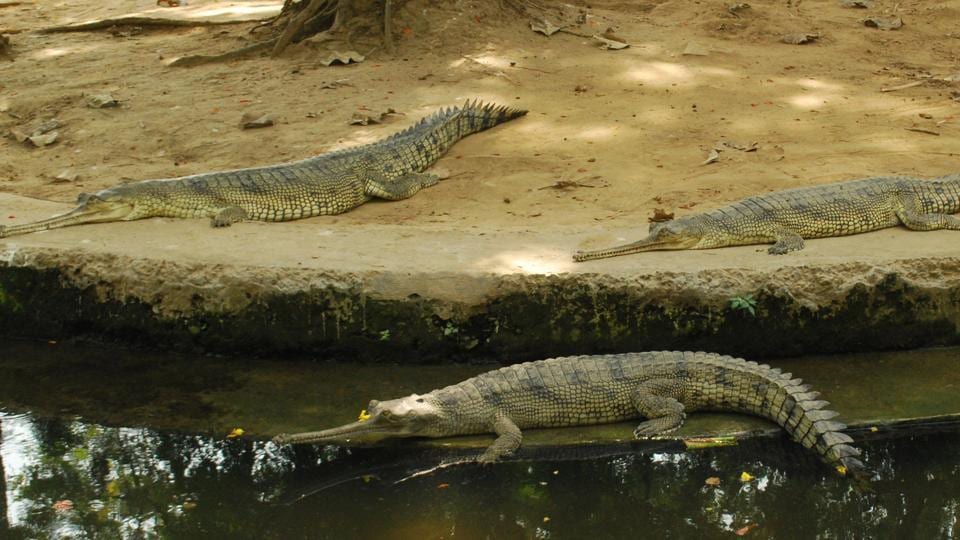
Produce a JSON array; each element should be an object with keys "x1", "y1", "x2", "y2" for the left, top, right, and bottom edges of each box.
[
  {"x1": 1, "y1": 411, "x2": 960, "y2": 539},
  {"x1": 0, "y1": 341, "x2": 959, "y2": 539}
]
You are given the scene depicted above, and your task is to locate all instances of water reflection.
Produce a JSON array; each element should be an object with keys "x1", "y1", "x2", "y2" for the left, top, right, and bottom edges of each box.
[{"x1": 2, "y1": 411, "x2": 959, "y2": 539}]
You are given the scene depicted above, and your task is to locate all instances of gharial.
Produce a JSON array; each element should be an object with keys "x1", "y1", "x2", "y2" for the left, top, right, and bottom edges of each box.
[
  {"x1": 573, "y1": 173, "x2": 960, "y2": 261},
  {"x1": 273, "y1": 351, "x2": 865, "y2": 476},
  {"x1": 0, "y1": 100, "x2": 526, "y2": 238}
]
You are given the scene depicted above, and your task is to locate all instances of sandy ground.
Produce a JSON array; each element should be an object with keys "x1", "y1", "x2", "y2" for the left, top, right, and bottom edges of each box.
[{"x1": 1, "y1": 0, "x2": 959, "y2": 264}]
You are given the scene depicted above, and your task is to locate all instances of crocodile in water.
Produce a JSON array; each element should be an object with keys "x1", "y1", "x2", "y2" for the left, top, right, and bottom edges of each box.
[
  {"x1": 573, "y1": 174, "x2": 960, "y2": 261},
  {"x1": 0, "y1": 100, "x2": 526, "y2": 238},
  {"x1": 273, "y1": 351, "x2": 864, "y2": 475}
]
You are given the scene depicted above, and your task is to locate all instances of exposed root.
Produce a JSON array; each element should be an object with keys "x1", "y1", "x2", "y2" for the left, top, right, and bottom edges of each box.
[
  {"x1": 168, "y1": 37, "x2": 278, "y2": 67},
  {"x1": 38, "y1": 16, "x2": 250, "y2": 34}
]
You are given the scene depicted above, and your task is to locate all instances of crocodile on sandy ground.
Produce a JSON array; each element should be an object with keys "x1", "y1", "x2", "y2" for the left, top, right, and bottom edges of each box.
[
  {"x1": 0, "y1": 100, "x2": 526, "y2": 238},
  {"x1": 273, "y1": 351, "x2": 865, "y2": 476},
  {"x1": 573, "y1": 173, "x2": 960, "y2": 261}
]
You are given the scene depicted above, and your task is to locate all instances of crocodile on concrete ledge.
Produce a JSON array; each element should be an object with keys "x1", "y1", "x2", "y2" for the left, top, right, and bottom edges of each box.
[
  {"x1": 573, "y1": 173, "x2": 960, "y2": 261},
  {"x1": 273, "y1": 351, "x2": 865, "y2": 476},
  {"x1": 0, "y1": 100, "x2": 526, "y2": 238}
]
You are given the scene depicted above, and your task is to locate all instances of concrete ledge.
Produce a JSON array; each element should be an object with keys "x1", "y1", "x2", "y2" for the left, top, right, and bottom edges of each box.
[{"x1": 2, "y1": 194, "x2": 960, "y2": 361}]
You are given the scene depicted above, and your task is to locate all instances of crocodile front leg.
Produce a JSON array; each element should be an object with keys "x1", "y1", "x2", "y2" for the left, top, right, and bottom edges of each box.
[
  {"x1": 210, "y1": 206, "x2": 249, "y2": 227},
  {"x1": 768, "y1": 228, "x2": 805, "y2": 255},
  {"x1": 478, "y1": 414, "x2": 522, "y2": 463},
  {"x1": 631, "y1": 379, "x2": 687, "y2": 438}
]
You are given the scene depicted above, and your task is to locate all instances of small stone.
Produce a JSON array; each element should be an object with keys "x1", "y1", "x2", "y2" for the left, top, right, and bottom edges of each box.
[
  {"x1": 863, "y1": 16, "x2": 903, "y2": 30},
  {"x1": 782, "y1": 33, "x2": 820, "y2": 44},
  {"x1": 28, "y1": 131, "x2": 59, "y2": 147},
  {"x1": 54, "y1": 169, "x2": 78, "y2": 182}
]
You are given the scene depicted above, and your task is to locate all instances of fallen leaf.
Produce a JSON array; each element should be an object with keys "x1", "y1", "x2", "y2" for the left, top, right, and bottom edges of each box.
[
  {"x1": 739, "y1": 471, "x2": 755, "y2": 482},
  {"x1": 437, "y1": 483, "x2": 450, "y2": 489},
  {"x1": 350, "y1": 108, "x2": 400, "y2": 126},
  {"x1": 704, "y1": 476, "x2": 721, "y2": 487},
  {"x1": 226, "y1": 427, "x2": 244, "y2": 438},
  {"x1": 679, "y1": 202, "x2": 697, "y2": 209},
  {"x1": 682, "y1": 42, "x2": 710, "y2": 56},
  {"x1": 543, "y1": 516, "x2": 551, "y2": 523},
  {"x1": 648, "y1": 208, "x2": 674, "y2": 223},
  {"x1": 318, "y1": 51, "x2": 365, "y2": 66},
  {"x1": 782, "y1": 32, "x2": 820, "y2": 44},
  {"x1": 239, "y1": 112, "x2": 274, "y2": 129},
  {"x1": 86, "y1": 93, "x2": 118, "y2": 108},
  {"x1": 835, "y1": 465, "x2": 848, "y2": 476},
  {"x1": 863, "y1": 16, "x2": 902, "y2": 30},
  {"x1": 728, "y1": 3, "x2": 751, "y2": 16},
  {"x1": 52, "y1": 500, "x2": 73, "y2": 513},
  {"x1": 593, "y1": 35, "x2": 629, "y2": 50},
  {"x1": 702, "y1": 148, "x2": 721, "y2": 165},
  {"x1": 530, "y1": 18, "x2": 563, "y2": 36},
  {"x1": 735, "y1": 523, "x2": 759, "y2": 536},
  {"x1": 28, "y1": 131, "x2": 58, "y2": 147}
]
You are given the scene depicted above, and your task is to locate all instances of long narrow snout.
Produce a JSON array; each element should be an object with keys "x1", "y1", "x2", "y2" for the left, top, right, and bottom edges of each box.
[
  {"x1": 273, "y1": 418, "x2": 398, "y2": 445},
  {"x1": 0, "y1": 199, "x2": 134, "y2": 239},
  {"x1": 573, "y1": 235, "x2": 677, "y2": 262}
]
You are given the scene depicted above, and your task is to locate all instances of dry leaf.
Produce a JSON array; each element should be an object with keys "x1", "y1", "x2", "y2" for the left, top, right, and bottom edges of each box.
[
  {"x1": 648, "y1": 208, "x2": 674, "y2": 223},
  {"x1": 682, "y1": 42, "x2": 710, "y2": 56},
  {"x1": 318, "y1": 51, "x2": 365, "y2": 66},
  {"x1": 782, "y1": 32, "x2": 820, "y2": 44},
  {"x1": 839, "y1": 0, "x2": 873, "y2": 7},
  {"x1": 226, "y1": 427, "x2": 244, "y2": 438},
  {"x1": 437, "y1": 483, "x2": 450, "y2": 489},
  {"x1": 530, "y1": 18, "x2": 563, "y2": 36},
  {"x1": 702, "y1": 148, "x2": 721, "y2": 165},
  {"x1": 240, "y1": 112, "x2": 274, "y2": 129},
  {"x1": 864, "y1": 16, "x2": 902, "y2": 30},
  {"x1": 739, "y1": 471, "x2": 755, "y2": 482},
  {"x1": 704, "y1": 476, "x2": 721, "y2": 487},
  {"x1": 735, "y1": 524, "x2": 759, "y2": 536},
  {"x1": 593, "y1": 35, "x2": 629, "y2": 50},
  {"x1": 86, "y1": 93, "x2": 118, "y2": 108},
  {"x1": 52, "y1": 500, "x2": 74, "y2": 513},
  {"x1": 350, "y1": 108, "x2": 400, "y2": 126},
  {"x1": 28, "y1": 131, "x2": 59, "y2": 147}
]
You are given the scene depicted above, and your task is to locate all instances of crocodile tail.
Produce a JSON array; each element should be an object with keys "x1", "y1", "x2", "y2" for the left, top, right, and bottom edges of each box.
[
  {"x1": 753, "y1": 363, "x2": 866, "y2": 476},
  {"x1": 454, "y1": 99, "x2": 528, "y2": 135}
]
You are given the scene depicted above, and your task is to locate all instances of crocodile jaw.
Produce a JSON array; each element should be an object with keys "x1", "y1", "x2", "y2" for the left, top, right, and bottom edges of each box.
[{"x1": 0, "y1": 198, "x2": 135, "y2": 238}]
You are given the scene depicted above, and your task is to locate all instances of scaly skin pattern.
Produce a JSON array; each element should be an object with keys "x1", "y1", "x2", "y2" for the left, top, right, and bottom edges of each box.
[
  {"x1": 0, "y1": 100, "x2": 526, "y2": 238},
  {"x1": 573, "y1": 174, "x2": 960, "y2": 261},
  {"x1": 274, "y1": 351, "x2": 864, "y2": 475}
]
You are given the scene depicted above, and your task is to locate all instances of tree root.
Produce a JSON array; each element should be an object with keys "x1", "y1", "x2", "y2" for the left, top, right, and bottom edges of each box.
[
  {"x1": 168, "y1": 37, "x2": 277, "y2": 67},
  {"x1": 38, "y1": 16, "x2": 251, "y2": 34}
]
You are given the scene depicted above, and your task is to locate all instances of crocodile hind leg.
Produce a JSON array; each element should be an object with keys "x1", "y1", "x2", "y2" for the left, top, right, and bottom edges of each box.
[
  {"x1": 895, "y1": 199, "x2": 960, "y2": 231},
  {"x1": 210, "y1": 206, "x2": 249, "y2": 227},
  {"x1": 477, "y1": 415, "x2": 522, "y2": 463},
  {"x1": 632, "y1": 380, "x2": 687, "y2": 438},
  {"x1": 767, "y1": 228, "x2": 805, "y2": 255},
  {"x1": 364, "y1": 172, "x2": 441, "y2": 201}
]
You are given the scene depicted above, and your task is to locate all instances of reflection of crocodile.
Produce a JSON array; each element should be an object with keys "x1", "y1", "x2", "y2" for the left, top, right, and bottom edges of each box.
[
  {"x1": 0, "y1": 101, "x2": 525, "y2": 238},
  {"x1": 573, "y1": 174, "x2": 960, "y2": 261},
  {"x1": 274, "y1": 351, "x2": 864, "y2": 474}
]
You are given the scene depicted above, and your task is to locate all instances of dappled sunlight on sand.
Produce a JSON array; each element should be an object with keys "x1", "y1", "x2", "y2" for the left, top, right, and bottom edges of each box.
[
  {"x1": 622, "y1": 62, "x2": 735, "y2": 86},
  {"x1": 29, "y1": 44, "x2": 101, "y2": 60},
  {"x1": 473, "y1": 248, "x2": 575, "y2": 275}
]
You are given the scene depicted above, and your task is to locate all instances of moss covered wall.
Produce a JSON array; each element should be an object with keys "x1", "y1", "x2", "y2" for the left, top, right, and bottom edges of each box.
[{"x1": 1, "y1": 264, "x2": 957, "y2": 363}]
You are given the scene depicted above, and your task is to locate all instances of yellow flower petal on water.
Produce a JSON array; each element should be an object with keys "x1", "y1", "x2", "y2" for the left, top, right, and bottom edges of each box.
[
  {"x1": 836, "y1": 465, "x2": 848, "y2": 476},
  {"x1": 739, "y1": 471, "x2": 754, "y2": 482},
  {"x1": 226, "y1": 427, "x2": 244, "y2": 438},
  {"x1": 358, "y1": 409, "x2": 371, "y2": 421}
]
